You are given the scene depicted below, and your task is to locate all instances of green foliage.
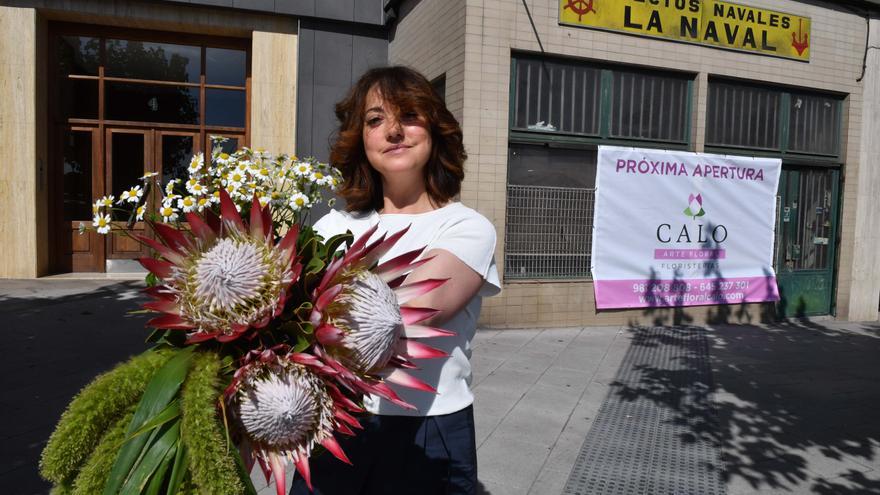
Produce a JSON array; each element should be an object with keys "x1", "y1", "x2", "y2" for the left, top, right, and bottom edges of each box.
[
  {"x1": 68, "y1": 405, "x2": 137, "y2": 495},
  {"x1": 40, "y1": 349, "x2": 174, "y2": 485},
  {"x1": 103, "y1": 347, "x2": 194, "y2": 495},
  {"x1": 50, "y1": 483, "x2": 73, "y2": 495},
  {"x1": 181, "y1": 350, "x2": 247, "y2": 495}
]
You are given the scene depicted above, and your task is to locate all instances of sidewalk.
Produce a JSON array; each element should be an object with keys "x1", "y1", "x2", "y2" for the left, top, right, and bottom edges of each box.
[{"x1": 3, "y1": 279, "x2": 879, "y2": 494}]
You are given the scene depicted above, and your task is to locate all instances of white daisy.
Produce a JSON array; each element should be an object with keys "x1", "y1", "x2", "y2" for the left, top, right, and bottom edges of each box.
[
  {"x1": 293, "y1": 162, "x2": 312, "y2": 177},
  {"x1": 140, "y1": 171, "x2": 159, "y2": 181},
  {"x1": 135, "y1": 205, "x2": 145, "y2": 221},
  {"x1": 187, "y1": 153, "x2": 205, "y2": 175},
  {"x1": 96, "y1": 195, "x2": 115, "y2": 209},
  {"x1": 310, "y1": 170, "x2": 331, "y2": 186},
  {"x1": 159, "y1": 204, "x2": 179, "y2": 223},
  {"x1": 118, "y1": 185, "x2": 143, "y2": 204},
  {"x1": 165, "y1": 179, "x2": 180, "y2": 196},
  {"x1": 288, "y1": 192, "x2": 310, "y2": 211},
  {"x1": 177, "y1": 196, "x2": 198, "y2": 213},
  {"x1": 227, "y1": 170, "x2": 246, "y2": 189},
  {"x1": 92, "y1": 213, "x2": 112, "y2": 234}
]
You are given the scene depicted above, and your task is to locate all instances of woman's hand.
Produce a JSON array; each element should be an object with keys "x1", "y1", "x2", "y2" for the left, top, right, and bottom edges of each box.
[{"x1": 401, "y1": 248, "x2": 484, "y2": 326}]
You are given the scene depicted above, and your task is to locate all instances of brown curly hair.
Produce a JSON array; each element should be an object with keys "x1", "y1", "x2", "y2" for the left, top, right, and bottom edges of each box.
[{"x1": 330, "y1": 66, "x2": 466, "y2": 212}]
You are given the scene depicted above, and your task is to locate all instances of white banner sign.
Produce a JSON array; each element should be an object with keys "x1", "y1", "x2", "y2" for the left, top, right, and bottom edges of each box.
[{"x1": 591, "y1": 146, "x2": 781, "y2": 309}]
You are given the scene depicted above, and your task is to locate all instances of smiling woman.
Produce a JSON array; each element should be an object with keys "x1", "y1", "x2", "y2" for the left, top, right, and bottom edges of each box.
[
  {"x1": 291, "y1": 66, "x2": 500, "y2": 495},
  {"x1": 329, "y1": 66, "x2": 466, "y2": 213}
]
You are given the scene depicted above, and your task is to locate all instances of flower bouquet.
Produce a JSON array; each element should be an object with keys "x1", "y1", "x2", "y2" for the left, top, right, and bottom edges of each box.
[{"x1": 41, "y1": 138, "x2": 451, "y2": 495}]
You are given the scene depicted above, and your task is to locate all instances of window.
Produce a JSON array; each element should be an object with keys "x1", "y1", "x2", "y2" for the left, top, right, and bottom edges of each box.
[
  {"x1": 706, "y1": 80, "x2": 842, "y2": 157},
  {"x1": 511, "y1": 55, "x2": 691, "y2": 142},
  {"x1": 512, "y1": 57, "x2": 602, "y2": 135},
  {"x1": 505, "y1": 145, "x2": 595, "y2": 279},
  {"x1": 54, "y1": 33, "x2": 248, "y2": 136},
  {"x1": 609, "y1": 71, "x2": 689, "y2": 141},
  {"x1": 505, "y1": 54, "x2": 693, "y2": 280}
]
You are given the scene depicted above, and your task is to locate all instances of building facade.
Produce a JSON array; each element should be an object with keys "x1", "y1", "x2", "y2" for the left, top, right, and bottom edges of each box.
[
  {"x1": 0, "y1": 0, "x2": 388, "y2": 274},
  {"x1": 2, "y1": 0, "x2": 879, "y2": 326},
  {"x1": 389, "y1": 0, "x2": 880, "y2": 326}
]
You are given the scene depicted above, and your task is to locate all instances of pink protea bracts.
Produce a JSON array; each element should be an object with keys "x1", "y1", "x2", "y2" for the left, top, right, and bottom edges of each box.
[
  {"x1": 138, "y1": 189, "x2": 302, "y2": 343},
  {"x1": 308, "y1": 224, "x2": 455, "y2": 408}
]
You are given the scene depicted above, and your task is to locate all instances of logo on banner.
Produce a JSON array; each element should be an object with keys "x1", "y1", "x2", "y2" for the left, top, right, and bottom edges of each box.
[
  {"x1": 684, "y1": 193, "x2": 705, "y2": 220},
  {"x1": 563, "y1": 0, "x2": 596, "y2": 21}
]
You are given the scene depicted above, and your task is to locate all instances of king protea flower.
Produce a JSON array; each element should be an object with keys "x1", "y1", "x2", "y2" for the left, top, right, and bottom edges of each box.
[
  {"x1": 227, "y1": 346, "x2": 363, "y2": 494},
  {"x1": 308, "y1": 224, "x2": 455, "y2": 409},
  {"x1": 138, "y1": 189, "x2": 302, "y2": 343}
]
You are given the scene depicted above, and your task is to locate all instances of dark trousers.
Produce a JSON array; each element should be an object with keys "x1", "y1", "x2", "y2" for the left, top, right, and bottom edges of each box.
[{"x1": 289, "y1": 405, "x2": 477, "y2": 495}]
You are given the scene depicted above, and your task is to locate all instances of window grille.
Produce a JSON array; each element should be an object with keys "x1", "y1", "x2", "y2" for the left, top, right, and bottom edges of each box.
[
  {"x1": 512, "y1": 57, "x2": 602, "y2": 135},
  {"x1": 788, "y1": 93, "x2": 840, "y2": 155},
  {"x1": 609, "y1": 71, "x2": 689, "y2": 142},
  {"x1": 706, "y1": 82, "x2": 781, "y2": 150},
  {"x1": 504, "y1": 185, "x2": 594, "y2": 279}
]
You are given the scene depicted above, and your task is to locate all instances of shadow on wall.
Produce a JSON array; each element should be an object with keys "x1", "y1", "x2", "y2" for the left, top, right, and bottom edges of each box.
[
  {"x1": 0, "y1": 281, "x2": 153, "y2": 494},
  {"x1": 614, "y1": 321, "x2": 880, "y2": 494}
]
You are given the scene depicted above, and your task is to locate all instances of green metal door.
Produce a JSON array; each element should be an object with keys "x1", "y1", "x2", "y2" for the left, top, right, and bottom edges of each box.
[{"x1": 774, "y1": 167, "x2": 839, "y2": 317}]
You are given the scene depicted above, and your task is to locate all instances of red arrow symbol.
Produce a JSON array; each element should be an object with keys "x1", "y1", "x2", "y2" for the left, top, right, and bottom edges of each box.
[{"x1": 791, "y1": 19, "x2": 809, "y2": 56}]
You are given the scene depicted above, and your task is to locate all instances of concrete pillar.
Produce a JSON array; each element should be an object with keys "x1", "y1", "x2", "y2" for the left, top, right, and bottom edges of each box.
[
  {"x1": 251, "y1": 29, "x2": 298, "y2": 156},
  {"x1": 0, "y1": 6, "x2": 46, "y2": 278},
  {"x1": 849, "y1": 17, "x2": 880, "y2": 321}
]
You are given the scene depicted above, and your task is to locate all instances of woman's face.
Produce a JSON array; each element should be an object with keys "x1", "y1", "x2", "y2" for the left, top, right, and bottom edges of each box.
[{"x1": 362, "y1": 87, "x2": 432, "y2": 181}]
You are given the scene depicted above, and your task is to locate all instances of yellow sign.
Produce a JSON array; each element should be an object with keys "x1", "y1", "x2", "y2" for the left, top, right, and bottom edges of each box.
[{"x1": 559, "y1": 0, "x2": 810, "y2": 61}]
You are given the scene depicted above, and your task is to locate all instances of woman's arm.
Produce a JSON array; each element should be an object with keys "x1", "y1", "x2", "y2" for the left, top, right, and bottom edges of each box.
[{"x1": 400, "y1": 248, "x2": 484, "y2": 326}]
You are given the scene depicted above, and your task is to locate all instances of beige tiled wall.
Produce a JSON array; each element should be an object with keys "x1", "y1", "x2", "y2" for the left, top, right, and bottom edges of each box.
[
  {"x1": 390, "y1": 0, "x2": 468, "y2": 124},
  {"x1": 392, "y1": 0, "x2": 872, "y2": 326}
]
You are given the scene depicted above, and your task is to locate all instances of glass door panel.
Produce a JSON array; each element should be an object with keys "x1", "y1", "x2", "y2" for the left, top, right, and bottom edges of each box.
[
  {"x1": 158, "y1": 132, "x2": 199, "y2": 186},
  {"x1": 57, "y1": 127, "x2": 103, "y2": 272},
  {"x1": 106, "y1": 128, "x2": 151, "y2": 259},
  {"x1": 206, "y1": 134, "x2": 242, "y2": 157}
]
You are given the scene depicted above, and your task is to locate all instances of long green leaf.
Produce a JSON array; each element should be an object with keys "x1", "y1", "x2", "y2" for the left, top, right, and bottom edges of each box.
[
  {"x1": 144, "y1": 442, "x2": 177, "y2": 495},
  {"x1": 121, "y1": 421, "x2": 180, "y2": 494},
  {"x1": 103, "y1": 347, "x2": 193, "y2": 495},
  {"x1": 165, "y1": 443, "x2": 188, "y2": 495},
  {"x1": 125, "y1": 399, "x2": 180, "y2": 442}
]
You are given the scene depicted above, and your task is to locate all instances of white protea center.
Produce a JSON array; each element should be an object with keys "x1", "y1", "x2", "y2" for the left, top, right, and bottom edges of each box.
[
  {"x1": 173, "y1": 233, "x2": 293, "y2": 335},
  {"x1": 331, "y1": 270, "x2": 404, "y2": 373},
  {"x1": 195, "y1": 238, "x2": 266, "y2": 310},
  {"x1": 237, "y1": 364, "x2": 334, "y2": 453}
]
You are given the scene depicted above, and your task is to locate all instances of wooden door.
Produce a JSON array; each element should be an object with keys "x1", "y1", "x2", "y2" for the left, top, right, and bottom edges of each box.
[
  {"x1": 105, "y1": 127, "x2": 152, "y2": 260},
  {"x1": 54, "y1": 126, "x2": 103, "y2": 272}
]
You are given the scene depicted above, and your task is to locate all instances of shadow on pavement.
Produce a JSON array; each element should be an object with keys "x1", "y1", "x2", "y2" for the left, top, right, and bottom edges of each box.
[
  {"x1": 1, "y1": 281, "x2": 153, "y2": 495},
  {"x1": 616, "y1": 320, "x2": 880, "y2": 494}
]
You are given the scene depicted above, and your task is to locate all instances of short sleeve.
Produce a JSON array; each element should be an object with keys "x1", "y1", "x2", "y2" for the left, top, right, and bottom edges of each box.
[
  {"x1": 312, "y1": 209, "x2": 363, "y2": 241},
  {"x1": 429, "y1": 210, "x2": 501, "y2": 297}
]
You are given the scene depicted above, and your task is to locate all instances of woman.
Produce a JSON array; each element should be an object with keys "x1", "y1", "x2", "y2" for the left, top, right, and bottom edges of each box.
[{"x1": 290, "y1": 66, "x2": 500, "y2": 494}]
